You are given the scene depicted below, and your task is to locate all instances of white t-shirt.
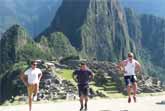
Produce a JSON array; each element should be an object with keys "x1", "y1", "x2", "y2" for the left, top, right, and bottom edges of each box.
[
  {"x1": 124, "y1": 59, "x2": 136, "y2": 76},
  {"x1": 24, "y1": 68, "x2": 42, "y2": 84}
]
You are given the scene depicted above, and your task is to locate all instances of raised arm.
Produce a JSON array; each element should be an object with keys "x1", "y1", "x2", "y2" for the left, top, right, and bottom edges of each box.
[{"x1": 116, "y1": 60, "x2": 127, "y2": 72}]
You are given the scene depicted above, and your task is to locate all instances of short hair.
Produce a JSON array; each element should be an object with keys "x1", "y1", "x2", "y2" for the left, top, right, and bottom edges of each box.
[
  {"x1": 80, "y1": 62, "x2": 86, "y2": 66},
  {"x1": 31, "y1": 60, "x2": 37, "y2": 65},
  {"x1": 128, "y1": 52, "x2": 134, "y2": 57}
]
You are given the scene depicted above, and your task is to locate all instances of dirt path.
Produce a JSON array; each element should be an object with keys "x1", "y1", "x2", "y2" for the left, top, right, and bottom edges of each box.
[{"x1": 0, "y1": 95, "x2": 165, "y2": 111}]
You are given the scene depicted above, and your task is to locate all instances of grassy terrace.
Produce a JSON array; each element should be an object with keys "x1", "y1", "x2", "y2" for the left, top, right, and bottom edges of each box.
[
  {"x1": 53, "y1": 68, "x2": 165, "y2": 98},
  {"x1": 56, "y1": 69, "x2": 125, "y2": 98}
]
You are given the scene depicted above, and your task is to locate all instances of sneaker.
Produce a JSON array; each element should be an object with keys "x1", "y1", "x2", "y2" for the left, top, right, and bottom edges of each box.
[
  {"x1": 128, "y1": 97, "x2": 131, "y2": 103},
  {"x1": 133, "y1": 96, "x2": 136, "y2": 103},
  {"x1": 33, "y1": 95, "x2": 37, "y2": 101}
]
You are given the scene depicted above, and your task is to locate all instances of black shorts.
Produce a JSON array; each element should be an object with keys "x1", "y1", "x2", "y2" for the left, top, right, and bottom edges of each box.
[
  {"x1": 124, "y1": 75, "x2": 137, "y2": 86},
  {"x1": 78, "y1": 84, "x2": 89, "y2": 97}
]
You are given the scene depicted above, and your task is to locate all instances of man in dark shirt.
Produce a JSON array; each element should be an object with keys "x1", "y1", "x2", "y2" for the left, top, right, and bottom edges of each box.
[{"x1": 73, "y1": 62, "x2": 94, "y2": 111}]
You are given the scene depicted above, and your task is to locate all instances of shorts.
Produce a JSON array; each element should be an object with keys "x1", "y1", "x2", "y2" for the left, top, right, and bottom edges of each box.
[
  {"x1": 27, "y1": 84, "x2": 38, "y2": 97},
  {"x1": 124, "y1": 75, "x2": 137, "y2": 86},
  {"x1": 78, "y1": 84, "x2": 89, "y2": 97}
]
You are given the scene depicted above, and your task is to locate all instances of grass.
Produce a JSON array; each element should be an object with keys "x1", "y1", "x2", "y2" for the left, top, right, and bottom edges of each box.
[
  {"x1": 90, "y1": 82, "x2": 125, "y2": 98},
  {"x1": 55, "y1": 69, "x2": 77, "y2": 86},
  {"x1": 54, "y1": 69, "x2": 164, "y2": 99},
  {"x1": 55, "y1": 69, "x2": 125, "y2": 98},
  {"x1": 2, "y1": 68, "x2": 164, "y2": 106},
  {"x1": 57, "y1": 69, "x2": 74, "y2": 80}
]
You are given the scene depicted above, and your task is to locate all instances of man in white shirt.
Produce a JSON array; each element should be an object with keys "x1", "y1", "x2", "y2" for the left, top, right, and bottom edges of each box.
[
  {"x1": 20, "y1": 60, "x2": 42, "y2": 111},
  {"x1": 117, "y1": 52, "x2": 141, "y2": 103}
]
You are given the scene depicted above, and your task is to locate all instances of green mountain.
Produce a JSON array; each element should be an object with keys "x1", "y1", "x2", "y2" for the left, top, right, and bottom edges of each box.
[
  {"x1": 40, "y1": 0, "x2": 165, "y2": 78},
  {"x1": 140, "y1": 14, "x2": 165, "y2": 68},
  {"x1": 38, "y1": 32, "x2": 77, "y2": 58},
  {"x1": 0, "y1": 24, "x2": 50, "y2": 102},
  {"x1": 0, "y1": 24, "x2": 78, "y2": 103},
  {"x1": 0, "y1": 0, "x2": 62, "y2": 37},
  {"x1": 0, "y1": 23, "x2": 78, "y2": 71},
  {"x1": 125, "y1": 8, "x2": 165, "y2": 79},
  {"x1": 0, "y1": 24, "x2": 77, "y2": 73},
  {"x1": 41, "y1": 0, "x2": 136, "y2": 61},
  {"x1": 0, "y1": 25, "x2": 50, "y2": 70}
]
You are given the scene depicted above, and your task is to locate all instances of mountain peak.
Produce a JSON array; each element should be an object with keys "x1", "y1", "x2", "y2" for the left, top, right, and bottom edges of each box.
[
  {"x1": 1, "y1": 24, "x2": 30, "y2": 48},
  {"x1": 43, "y1": 0, "x2": 131, "y2": 60},
  {"x1": 0, "y1": 24, "x2": 32, "y2": 65}
]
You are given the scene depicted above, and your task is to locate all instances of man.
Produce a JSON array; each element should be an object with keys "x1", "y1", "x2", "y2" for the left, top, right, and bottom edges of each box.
[
  {"x1": 117, "y1": 52, "x2": 141, "y2": 103},
  {"x1": 20, "y1": 60, "x2": 42, "y2": 111},
  {"x1": 73, "y1": 62, "x2": 94, "y2": 111}
]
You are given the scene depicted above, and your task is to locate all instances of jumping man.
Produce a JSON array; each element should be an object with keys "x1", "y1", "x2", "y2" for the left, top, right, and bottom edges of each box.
[
  {"x1": 20, "y1": 60, "x2": 42, "y2": 111},
  {"x1": 117, "y1": 52, "x2": 141, "y2": 103}
]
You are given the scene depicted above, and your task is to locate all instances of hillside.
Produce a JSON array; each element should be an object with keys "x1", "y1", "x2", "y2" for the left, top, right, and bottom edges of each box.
[
  {"x1": 125, "y1": 8, "x2": 165, "y2": 80},
  {"x1": 39, "y1": 0, "x2": 134, "y2": 61},
  {"x1": 0, "y1": 25, "x2": 51, "y2": 71},
  {"x1": 0, "y1": 25, "x2": 52, "y2": 102},
  {"x1": 39, "y1": 0, "x2": 165, "y2": 79},
  {"x1": 0, "y1": 0, "x2": 62, "y2": 37}
]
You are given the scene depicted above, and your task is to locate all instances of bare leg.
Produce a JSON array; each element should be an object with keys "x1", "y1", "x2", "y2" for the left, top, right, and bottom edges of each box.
[
  {"x1": 133, "y1": 82, "x2": 137, "y2": 96},
  {"x1": 79, "y1": 96, "x2": 84, "y2": 110},
  {"x1": 33, "y1": 84, "x2": 39, "y2": 101},
  {"x1": 127, "y1": 85, "x2": 131, "y2": 103},
  {"x1": 84, "y1": 96, "x2": 88, "y2": 110},
  {"x1": 27, "y1": 86, "x2": 33, "y2": 111},
  {"x1": 127, "y1": 85, "x2": 131, "y2": 97},
  {"x1": 133, "y1": 82, "x2": 137, "y2": 102},
  {"x1": 28, "y1": 95, "x2": 33, "y2": 111}
]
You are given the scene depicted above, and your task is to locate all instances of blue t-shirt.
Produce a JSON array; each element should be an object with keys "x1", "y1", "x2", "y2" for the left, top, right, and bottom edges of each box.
[{"x1": 73, "y1": 69, "x2": 93, "y2": 85}]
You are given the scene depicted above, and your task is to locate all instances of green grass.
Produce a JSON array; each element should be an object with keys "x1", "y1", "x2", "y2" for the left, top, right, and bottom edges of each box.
[
  {"x1": 55, "y1": 69, "x2": 165, "y2": 99},
  {"x1": 56, "y1": 69, "x2": 74, "y2": 81},
  {"x1": 55, "y1": 69, "x2": 77, "y2": 86},
  {"x1": 55, "y1": 69, "x2": 125, "y2": 98},
  {"x1": 90, "y1": 82, "x2": 125, "y2": 98}
]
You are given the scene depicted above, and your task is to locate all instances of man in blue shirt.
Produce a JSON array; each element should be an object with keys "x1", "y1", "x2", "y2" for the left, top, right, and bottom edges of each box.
[{"x1": 73, "y1": 62, "x2": 94, "y2": 111}]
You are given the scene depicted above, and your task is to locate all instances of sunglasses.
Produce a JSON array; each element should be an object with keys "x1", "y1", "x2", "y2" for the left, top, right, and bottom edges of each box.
[
  {"x1": 128, "y1": 56, "x2": 133, "y2": 58},
  {"x1": 32, "y1": 64, "x2": 37, "y2": 66}
]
